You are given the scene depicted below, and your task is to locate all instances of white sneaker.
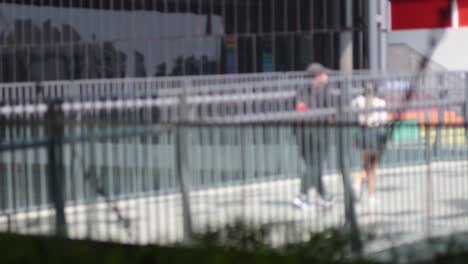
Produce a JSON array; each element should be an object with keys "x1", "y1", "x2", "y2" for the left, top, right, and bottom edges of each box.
[
  {"x1": 368, "y1": 196, "x2": 379, "y2": 207},
  {"x1": 316, "y1": 194, "x2": 334, "y2": 208},
  {"x1": 353, "y1": 182, "x2": 362, "y2": 200},
  {"x1": 292, "y1": 196, "x2": 310, "y2": 209}
]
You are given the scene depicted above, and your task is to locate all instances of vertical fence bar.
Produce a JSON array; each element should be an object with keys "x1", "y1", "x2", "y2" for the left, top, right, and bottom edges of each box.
[
  {"x1": 464, "y1": 73, "x2": 468, "y2": 140},
  {"x1": 436, "y1": 89, "x2": 448, "y2": 160},
  {"x1": 175, "y1": 86, "x2": 193, "y2": 243},
  {"x1": 424, "y1": 107, "x2": 433, "y2": 238},
  {"x1": 337, "y1": 77, "x2": 362, "y2": 253},
  {"x1": 46, "y1": 100, "x2": 67, "y2": 237}
]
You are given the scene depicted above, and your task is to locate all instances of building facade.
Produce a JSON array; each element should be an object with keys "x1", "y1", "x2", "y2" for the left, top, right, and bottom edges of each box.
[
  {"x1": 388, "y1": 0, "x2": 468, "y2": 72},
  {"x1": 0, "y1": 0, "x2": 369, "y2": 83}
]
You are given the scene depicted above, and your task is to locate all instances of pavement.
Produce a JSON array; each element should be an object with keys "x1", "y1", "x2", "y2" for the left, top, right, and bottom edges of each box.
[{"x1": 1, "y1": 160, "x2": 468, "y2": 256}]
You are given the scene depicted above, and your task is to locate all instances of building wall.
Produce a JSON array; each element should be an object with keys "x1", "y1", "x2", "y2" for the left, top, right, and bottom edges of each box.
[
  {"x1": 0, "y1": 0, "x2": 369, "y2": 83},
  {"x1": 388, "y1": 0, "x2": 468, "y2": 71},
  {"x1": 388, "y1": 28, "x2": 468, "y2": 71}
]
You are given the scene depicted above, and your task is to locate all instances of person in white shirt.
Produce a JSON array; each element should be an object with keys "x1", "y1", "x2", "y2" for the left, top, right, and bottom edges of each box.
[{"x1": 351, "y1": 81, "x2": 388, "y2": 205}]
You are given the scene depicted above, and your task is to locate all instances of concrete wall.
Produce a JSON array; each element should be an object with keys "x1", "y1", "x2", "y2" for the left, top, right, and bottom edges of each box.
[{"x1": 388, "y1": 28, "x2": 468, "y2": 71}]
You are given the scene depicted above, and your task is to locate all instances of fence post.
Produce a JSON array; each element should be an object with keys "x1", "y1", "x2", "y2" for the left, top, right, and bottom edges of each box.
[
  {"x1": 434, "y1": 90, "x2": 447, "y2": 158},
  {"x1": 424, "y1": 107, "x2": 433, "y2": 239},
  {"x1": 464, "y1": 73, "x2": 468, "y2": 140},
  {"x1": 46, "y1": 99, "x2": 67, "y2": 238},
  {"x1": 337, "y1": 78, "x2": 362, "y2": 254},
  {"x1": 175, "y1": 86, "x2": 193, "y2": 243}
]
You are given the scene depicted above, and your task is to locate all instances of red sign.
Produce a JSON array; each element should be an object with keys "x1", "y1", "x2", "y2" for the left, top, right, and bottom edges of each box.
[
  {"x1": 391, "y1": 0, "x2": 452, "y2": 30},
  {"x1": 458, "y1": 0, "x2": 468, "y2": 26}
]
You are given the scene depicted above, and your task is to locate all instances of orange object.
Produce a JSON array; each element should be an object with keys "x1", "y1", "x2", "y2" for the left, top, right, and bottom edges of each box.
[{"x1": 387, "y1": 109, "x2": 465, "y2": 125}]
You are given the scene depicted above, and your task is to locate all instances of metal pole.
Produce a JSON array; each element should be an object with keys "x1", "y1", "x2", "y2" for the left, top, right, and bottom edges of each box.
[
  {"x1": 379, "y1": 0, "x2": 388, "y2": 72},
  {"x1": 464, "y1": 73, "x2": 468, "y2": 140},
  {"x1": 338, "y1": 78, "x2": 362, "y2": 254},
  {"x1": 452, "y1": 0, "x2": 460, "y2": 29},
  {"x1": 368, "y1": 0, "x2": 379, "y2": 72},
  {"x1": 340, "y1": 0, "x2": 353, "y2": 73},
  {"x1": 424, "y1": 108, "x2": 433, "y2": 238},
  {"x1": 175, "y1": 86, "x2": 193, "y2": 243},
  {"x1": 46, "y1": 99, "x2": 67, "y2": 238},
  {"x1": 435, "y1": 90, "x2": 447, "y2": 158}
]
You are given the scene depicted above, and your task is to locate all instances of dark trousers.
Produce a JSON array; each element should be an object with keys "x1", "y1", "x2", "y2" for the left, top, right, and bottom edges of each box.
[{"x1": 296, "y1": 125, "x2": 330, "y2": 197}]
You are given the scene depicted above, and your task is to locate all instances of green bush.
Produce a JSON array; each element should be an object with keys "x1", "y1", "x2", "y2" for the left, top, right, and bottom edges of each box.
[
  {"x1": 0, "y1": 224, "x2": 379, "y2": 264},
  {"x1": 0, "y1": 230, "x2": 380, "y2": 264}
]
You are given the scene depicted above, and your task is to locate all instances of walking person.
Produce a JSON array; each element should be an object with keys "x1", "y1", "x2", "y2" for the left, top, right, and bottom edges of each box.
[
  {"x1": 351, "y1": 81, "x2": 388, "y2": 205},
  {"x1": 292, "y1": 63, "x2": 336, "y2": 209}
]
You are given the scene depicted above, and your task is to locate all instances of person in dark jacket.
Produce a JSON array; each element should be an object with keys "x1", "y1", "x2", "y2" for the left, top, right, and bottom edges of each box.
[{"x1": 292, "y1": 63, "x2": 335, "y2": 209}]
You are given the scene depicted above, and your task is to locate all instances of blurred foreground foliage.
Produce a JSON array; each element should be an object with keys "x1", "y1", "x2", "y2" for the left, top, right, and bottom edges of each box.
[
  {"x1": 191, "y1": 220, "x2": 370, "y2": 263},
  {"x1": 1, "y1": 221, "x2": 464, "y2": 263},
  {"x1": 0, "y1": 221, "x2": 376, "y2": 264}
]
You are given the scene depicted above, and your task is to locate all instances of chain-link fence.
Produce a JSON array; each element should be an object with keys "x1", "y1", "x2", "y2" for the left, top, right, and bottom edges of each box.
[{"x1": 0, "y1": 71, "x2": 467, "y2": 253}]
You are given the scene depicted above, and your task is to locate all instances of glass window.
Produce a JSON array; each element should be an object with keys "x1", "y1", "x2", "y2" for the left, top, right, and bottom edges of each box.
[
  {"x1": 179, "y1": 0, "x2": 189, "y2": 37},
  {"x1": 312, "y1": 0, "x2": 326, "y2": 30},
  {"x1": 260, "y1": 0, "x2": 272, "y2": 33},
  {"x1": 326, "y1": 0, "x2": 341, "y2": 31},
  {"x1": 273, "y1": 0, "x2": 285, "y2": 32},
  {"x1": 83, "y1": 42, "x2": 104, "y2": 79},
  {"x1": 212, "y1": 0, "x2": 222, "y2": 23},
  {"x1": 222, "y1": 35, "x2": 237, "y2": 73},
  {"x1": 299, "y1": 0, "x2": 311, "y2": 31},
  {"x1": 130, "y1": 0, "x2": 146, "y2": 39},
  {"x1": 353, "y1": 30, "x2": 367, "y2": 69},
  {"x1": 165, "y1": 37, "x2": 187, "y2": 76},
  {"x1": 41, "y1": 44, "x2": 59, "y2": 80},
  {"x1": 190, "y1": 0, "x2": 200, "y2": 15},
  {"x1": 311, "y1": 32, "x2": 337, "y2": 69},
  {"x1": 12, "y1": 0, "x2": 24, "y2": 47},
  {"x1": 249, "y1": 0, "x2": 260, "y2": 34},
  {"x1": 0, "y1": 50, "x2": 3, "y2": 82},
  {"x1": 62, "y1": 0, "x2": 74, "y2": 44},
  {"x1": 204, "y1": 38, "x2": 222, "y2": 75},
  {"x1": 287, "y1": 0, "x2": 299, "y2": 32},
  {"x1": 224, "y1": 0, "x2": 235, "y2": 34},
  {"x1": 134, "y1": 0, "x2": 145, "y2": 10},
  {"x1": 147, "y1": 39, "x2": 169, "y2": 77},
  {"x1": 274, "y1": 34, "x2": 294, "y2": 72},
  {"x1": 236, "y1": 1, "x2": 246, "y2": 34},
  {"x1": 102, "y1": 41, "x2": 127, "y2": 78},
  {"x1": 193, "y1": 0, "x2": 211, "y2": 37},
  {"x1": 135, "y1": 1, "x2": 163, "y2": 39},
  {"x1": 1, "y1": 47, "x2": 16, "y2": 82},
  {"x1": 165, "y1": 0, "x2": 174, "y2": 13},
  {"x1": 210, "y1": 4, "x2": 224, "y2": 36},
  {"x1": 71, "y1": 43, "x2": 87, "y2": 79},
  {"x1": 154, "y1": 0, "x2": 167, "y2": 38},
  {"x1": 256, "y1": 35, "x2": 273, "y2": 72},
  {"x1": 114, "y1": 40, "x2": 151, "y2": 78},
  {"x1": 353, "y1": 0, "x2": 366, "y2": 30},
  {"x1": 184, "y1": 37, "x2": 201, "y2": 75},
  {"x1": 238, "y1": 36, "x2": 254, "y2": 73},
  {"x1": 294, "y1": 33, "x2": 314, "y2": 71},
  {"x1": 17, "y1": 46, "x2": 32, "y2": 82},
  {"x1": 91, "y1": 0, "x2": 101, "y2": 9},
  {"x1": 0, "y1": 0, "x2": 369, "y2": 82},
  {"x1": 154, "y1": 0, "x2": 164, "y2": 12},
  {"x1": 57, "y1": 44, "x2": 74, "y2": 80},
  {"x1": 28, "y1": 44, "x2": 44, "y2": 81}
]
